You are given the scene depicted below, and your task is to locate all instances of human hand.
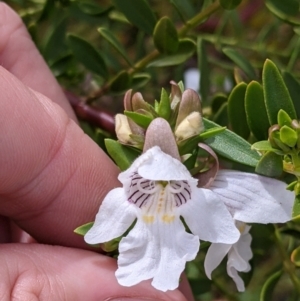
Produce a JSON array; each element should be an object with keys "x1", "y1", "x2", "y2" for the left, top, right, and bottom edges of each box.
[{"x1": 0, "y1": 3, "x2": 193, "y2": 300}]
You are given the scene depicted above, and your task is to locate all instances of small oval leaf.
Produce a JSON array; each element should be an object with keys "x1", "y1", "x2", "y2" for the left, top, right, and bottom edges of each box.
[
  {"x1": 153, "y1": 16, "x2": 179, "y2": 54},
  {"x1": 263, "y1": 59, "x2": 297, "y2": 125},
  {"x1": 245, "y1": 81, "x2": 270, "y2": 140},
  {"x1": 265, "y1": 0, "x2": 299, "y2": 17},
  {"x1": 98, "y1": 27, "x2": 132, "y2": 66},
  {"x1": 68, "y1": 34, "x2": 108, "y2": 78},
  {"x1": 105, "y1": 139, "x2": 141, "y2": 170},
  {"x1": 74, "y1": 222, "x2": 94, "y2": 236},
  {"x1": 124, "y1": 111, "x2": 153, "y2": 128},
  {"x1": 148, "y1": 39, "x2": 195, "y2": 67},
  {"x1": 110, "y1": 71, "x2": 132, "y2": 93},
  {"x1": 228, "y1": 82, "x2": 250, "y2": 139},
  {"x1": 112, "y1": 0, "x2": 157, "y2": 35},
  {"x1": 220, "y1": 0, "x2": 242, "y2": 10},
  {"x1": 255, "y1": 151, "x2": 283, "y2": 177}
]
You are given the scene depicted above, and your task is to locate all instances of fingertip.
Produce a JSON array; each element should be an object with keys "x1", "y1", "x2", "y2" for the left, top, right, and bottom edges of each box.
[{"x1": 1, "y1": 244, "x2": 188, "y2": 301}]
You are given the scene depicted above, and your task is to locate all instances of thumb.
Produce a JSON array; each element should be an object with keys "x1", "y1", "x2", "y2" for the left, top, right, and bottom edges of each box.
[{"x1": 1, "y1": 244, "x2": 188, "y2": 301}]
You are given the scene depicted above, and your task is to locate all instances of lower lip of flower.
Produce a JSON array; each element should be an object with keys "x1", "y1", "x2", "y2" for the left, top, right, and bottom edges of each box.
[{"x1": 127, "y1": 172, "x2": 192, "y2": 223}]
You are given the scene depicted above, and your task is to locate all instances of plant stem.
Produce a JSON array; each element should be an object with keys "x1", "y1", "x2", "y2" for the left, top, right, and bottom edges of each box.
[
  {"x1": 274, "y1": 225, "x2": 300, "y2": 294},
  {"x1": 178, "y1": 1, "x2": 222, "y2": 37},
  {"x1": 86, "y1": 1, "x2": 222, "y2": 102}
]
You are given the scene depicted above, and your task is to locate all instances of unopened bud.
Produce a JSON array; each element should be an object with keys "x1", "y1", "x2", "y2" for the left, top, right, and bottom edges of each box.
[
  {"x1": 175, "y1": 112, "x2": 204, "y2": 141},
  {"x1": 115, "y1": 114, "x2": 133, "y2": 144}
]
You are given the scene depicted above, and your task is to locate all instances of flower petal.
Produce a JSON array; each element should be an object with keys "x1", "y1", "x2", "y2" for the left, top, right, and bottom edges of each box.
[
  {"x1": 210, "y1": 170, "x2": 294, "y2": 223},
  {"x1": 84, "y1": 188, "x2": 136, "y2": 244},
  {"x1": 227, "y1": 265, "x2": 246, "y2": 292},
  {"x1": 180, "y1": 188, "x2": 240, "y2": 244},
  {"x1": 226, "y1": 227, "x2": 253, "y2": 292},
  {"x1": 116, "y1": 218, "x2": 199, "y2": 292},
  {"x1": 120, "y1": 146, "x2": 195, "y2": 182},
  {"x1": 233, "y1": 226, "x2": 253, "y2": 271},
  {"x1": 204, "y1": 243, "x2": 232, "y2": 279}
]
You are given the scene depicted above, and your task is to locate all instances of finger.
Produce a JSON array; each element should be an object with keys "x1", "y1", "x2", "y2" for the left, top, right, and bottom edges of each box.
[
  {"x1": 0, "y1": 66, "x2": 119, "y2": 248},
  {"x1": 0, "y1": 2, "x2": 76, "y2": 120},
  {"x1": 0, "y1": 244, "x2": 188, "y2": 301}
]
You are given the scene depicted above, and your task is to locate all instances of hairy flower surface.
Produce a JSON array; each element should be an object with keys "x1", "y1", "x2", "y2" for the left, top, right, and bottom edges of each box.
[
  {"x1": 85, "y1": 146, "x2": 240, "y2": 291},
  {"x1": 204, "y1": 221, "x2": 253, "y2": 292}
]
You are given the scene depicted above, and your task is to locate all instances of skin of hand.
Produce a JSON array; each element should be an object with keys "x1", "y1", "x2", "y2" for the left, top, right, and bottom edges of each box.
[{"x1": 0, "y1": 3, "x2": 195, "y2": 301}]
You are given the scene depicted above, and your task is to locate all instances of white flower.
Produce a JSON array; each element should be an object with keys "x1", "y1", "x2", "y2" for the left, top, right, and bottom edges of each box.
[
  {"x1": 209, "y1": 170, "x2": 293, "y2": 224},
  {"x1": 203, "y1": 169, "x2": 294, "y2": 292},
  {"x1": 84, "y1": 146, "x2": 240, "y2": 292},
  {"x1": 204, "y1": 221, "x2": 253, "y2": 292}
]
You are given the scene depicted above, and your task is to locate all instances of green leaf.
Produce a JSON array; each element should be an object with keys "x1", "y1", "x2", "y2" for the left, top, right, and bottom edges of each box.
[
  {"x1": 265, "y1": 0, "x2": 299, "y2": 17},
  {"x1": 283, "y1": 71, "x2": 300, "y2": 118},
  {"x1": 50, "y1": 54, "x2": 74, "y2": 77},
  {"x1": 153, "y1": 17, "x2": 179, "y2": 54},
  {"x1": 280, "y1": 228, "x2": 300, "y2": 240},
  {"x1": 197, "y1": 38, "x2": 210, "y2": 102},
  {"x1": 74, "y1": 222, "x2": 94, "y2": 236},
  {"x1": 105, "y1": 139, "x2": 141, "y2": 170},
  {"x1": 251, "y1": 140, "x2": 284, "y2": 155},
  {"x1": 263, "y1": 59, "x2": 297, "y2": 125},
  {"x1": 255, "y1": 151, "x2": 283, "y2": 177},
  {"x1": 245, "y1": 81, "x2": 270, "y2": 140},
  {"x1": 291, "y1": 246, "x2": 300, "y2": 266},
  {"x1": 110, "y1": 71, "x2": 132, "y2": 93},
  {"x1": 44, "y1": 18, "x2": 68, "y2": 63},
  {"x1": 169, "y1": 0, "x2": 195, "y2": 21},
  {"x1": 131, "y1": 73, "x2": 151, "y2": 89},
  {"x1": 77, "y1": 1, "x2": 112, "y2": 15},
  {"x1": 280, "y1": 125, "x2": 298, "y2": 147},
  {"x1": 228, "y1": 82, "x2": 250, "y2": 139},
  {"x1": 148, "y1": 39, "x2": 196, "y2": 67},
  {"x1": 157, "y1": 88, "x2": 171, "y2": 120},
  {"x1": 260, "y1": 270, "x2": 282, "y2": 301},
  {"x1": 112, "y1": 0, "x2": 157, "y2": 35},
  {"x1": 293, "y1": 195, "x2": 300, "y2": 218},
  {"x1": 222, "y1": 47, "x2": 256, "y2": 79},
  {"x1": 278, "y1": 109, "x2": 293, "y2": 127},
  {"x1": 203, "y1": 119, "x2": 260, "y2": 167},
  {"x1": 67, "y1": 34, "x2": 108, "y2": 78},
  {"x1": 178, "y1": 126, "x2": 226, "y2": 155},
  {"x1": 124, "y1": 111, "x2": 153, "y2": 128},
  {"x1": 213, "y1": 102, "x2": 228, "y2": 127},
  {"x1": 98, "y1": 27, "x2": 132, "y2": 66},
  {"x1": 220, "y1": 0, "x2": 242, "y2": 10}
]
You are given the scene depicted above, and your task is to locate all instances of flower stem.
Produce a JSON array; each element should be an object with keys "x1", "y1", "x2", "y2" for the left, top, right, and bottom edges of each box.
[{"x1": 274, "y1": 225, "x2": 300, "y2": 294}]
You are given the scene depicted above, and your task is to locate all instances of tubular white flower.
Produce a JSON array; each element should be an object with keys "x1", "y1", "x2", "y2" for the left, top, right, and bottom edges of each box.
[
  {"x1": 204, "y1": 222, "x2": 252, "y2": 292},
  {"x1": 84, "y1": 146, "x2": 294, "y2": 292},
  {"x1": 85, "y1": 146, "x2": 240, "y2": 292}
]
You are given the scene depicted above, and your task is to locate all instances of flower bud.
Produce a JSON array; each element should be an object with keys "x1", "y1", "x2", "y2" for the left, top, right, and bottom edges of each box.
[
  {"x1": 115, "y1": 114, "x2": 133, "y2": 144},
  {"x1": 175, "y1": 112, "x2": 204, "y2": 141}
]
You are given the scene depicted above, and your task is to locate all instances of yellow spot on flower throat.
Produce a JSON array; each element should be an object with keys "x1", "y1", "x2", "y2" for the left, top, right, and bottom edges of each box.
[
  {"x1": 162, "y1": 215, "x2": 175, "y2": 223},
  {"x1": 143, "y1": 215, "x2": 154, "y2": 223}
]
